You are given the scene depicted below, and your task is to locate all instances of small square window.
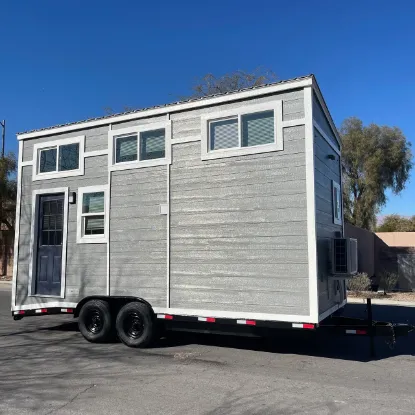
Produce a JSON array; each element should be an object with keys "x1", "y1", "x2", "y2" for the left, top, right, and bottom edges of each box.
[
  {"x1": 209, "y1": 118, "x2": 239, "y2": 150},
  {"x1": 39, "y1": 148, "x2": 57, "y2": 173},
  {"x1": 115, "y1": 135, "x2": 138, "y2": 163},
  {"x1": 59, "y1": 143, "x2": 79, "y2": 171},
  {"x1": 140, "y1": 129, "x2": 165, "y2": 160},
  {"x1": 241, "y1": 110, "x2": 274, "y2": 147}
]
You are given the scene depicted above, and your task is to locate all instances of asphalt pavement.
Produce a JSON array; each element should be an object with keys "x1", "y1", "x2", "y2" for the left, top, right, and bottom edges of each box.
[{"x1": 1, "y1": 283, "x2": 415, "y2": 414}]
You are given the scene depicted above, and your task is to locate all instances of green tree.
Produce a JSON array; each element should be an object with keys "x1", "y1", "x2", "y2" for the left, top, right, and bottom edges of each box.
[
  {"x1": 376, "y1": 214, "x2": 415, "y2": 232},
  {"x1": 185, "y1": 67, "x2": 277, "y2": 99},
  {"x1": 0, "y1": 153, "x2": 17, "y2": 231},
  {"x1": 341, "y1": 117, "x2": 412, "y2": 230}
]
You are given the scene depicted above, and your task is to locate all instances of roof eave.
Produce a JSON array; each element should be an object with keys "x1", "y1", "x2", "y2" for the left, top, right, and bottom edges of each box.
[{"x1": 17, "y1": 76, "x2": 313, "y2": 140}]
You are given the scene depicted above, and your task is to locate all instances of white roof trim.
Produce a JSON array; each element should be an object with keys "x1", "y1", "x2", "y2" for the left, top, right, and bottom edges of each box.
[{"x1": 17, "y1": 77, "x2": 313, "y2": 140}]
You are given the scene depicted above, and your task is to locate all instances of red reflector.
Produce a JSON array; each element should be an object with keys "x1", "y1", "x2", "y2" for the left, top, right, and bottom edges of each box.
[
  {"x1": 67, "y1": 308, "x2": 73, "y2": 313},
  {"x1": 165, "y1": 315, "x2": 173, "y2": 320},
  {"x1": 206, "y1": 317, "x2": 215, "y2": 323},
  {"x1": 18, "y1": 310, "x2": 25, "y2": 315},
  {"x1": 246, "y1": 320, "x2": 256, "y2": 326},
  {"x1": 40, "y1": 309, "x2": 47, "y2": 313},
  {"x1": 356, "y1": 330, "x2": 367, "y2": 335},
  {"x1": 303, "y1": 324, "x2": 314, "y2": 329}
]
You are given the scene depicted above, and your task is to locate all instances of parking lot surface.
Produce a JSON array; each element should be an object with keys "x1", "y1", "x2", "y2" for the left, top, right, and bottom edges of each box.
[{"x1": 1, "y1": 284, "x2": 415, "y2": 414}]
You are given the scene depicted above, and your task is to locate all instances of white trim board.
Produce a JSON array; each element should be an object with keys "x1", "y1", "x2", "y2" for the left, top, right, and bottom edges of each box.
[
  {"x1": 153, "y1": 307, "x2": 314, "y2": 324},
  {"x1": 18, "y1": 77, "x2": 313, "y2": 140},
  {"x1": 84, "y1": 149, "x2": 108, "y2": 158},
  {"x1": 313, "y1": 121, "x2": 340, "y2": 155},
  {"x1": 12, "y1": 301, "x2": 78, "y2": 312},
  {"x1": 11, "y1": 141, "x2": 23, "y2": 309},
  {"x1": 28, "y1": 187, "x2": 69, "y2": 299},
  {"x1": 304, "y1": 86, "x2": 319, "y2": 323},
  {"x1": 76, "y1": 184, "x2": 109, "y2": 244}
]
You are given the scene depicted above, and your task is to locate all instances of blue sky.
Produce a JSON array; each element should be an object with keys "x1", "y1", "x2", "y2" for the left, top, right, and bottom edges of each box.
[{"x1": 0, "y1": 0, "x2": 414, "y2": 215}]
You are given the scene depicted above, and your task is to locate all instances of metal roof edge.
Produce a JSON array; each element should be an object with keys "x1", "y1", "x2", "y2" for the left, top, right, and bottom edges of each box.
[{"x1": 17, "y1": 75, "x2": 313, "y2": 140}]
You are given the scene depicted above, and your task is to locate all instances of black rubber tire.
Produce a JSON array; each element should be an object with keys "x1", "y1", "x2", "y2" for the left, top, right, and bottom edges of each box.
[
  {"x1": 116, "y1": 302, "x2": 154, "y2": 348},
  {"x1": 78, "y1": 299, "x2": 113, "y2": 343}
]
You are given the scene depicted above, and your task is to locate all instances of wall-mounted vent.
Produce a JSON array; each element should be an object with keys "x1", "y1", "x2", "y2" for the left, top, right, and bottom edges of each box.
[{"x1": 332, "y1": 238, "x2": 358, "y2": 277}]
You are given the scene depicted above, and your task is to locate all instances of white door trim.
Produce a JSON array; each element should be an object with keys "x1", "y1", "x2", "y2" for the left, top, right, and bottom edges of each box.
[{"x1": 28, "y1": 187, "x2": 69, "y2": 299}]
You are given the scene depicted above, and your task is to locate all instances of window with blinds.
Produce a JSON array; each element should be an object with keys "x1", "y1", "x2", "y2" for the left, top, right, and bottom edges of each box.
[
  {"x1": 241, "y1": 111, "x2": 274, "y2": 147},
  {"x1": 140, "y1": 129, "x2": 165, "y2": 160},
  {"x1": 39, "y1": 143, "x2": 80, "y2": 173},
  {"x1": 82, "y1": 192, "x2": 105, "y2": 236},
  {"x1": 208, "y1": 110, "x2": 275, "y2": 152},
  {"x1": 116, "y1": 135, "x2": 138, "y2": 163},
  {"x1": 114, "y1": 128, "x2": 166, "y2": 164}
]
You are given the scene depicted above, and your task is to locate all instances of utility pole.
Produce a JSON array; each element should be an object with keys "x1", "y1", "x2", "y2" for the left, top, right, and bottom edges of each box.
[{"x1": 0, "y1": 120, "x2": 5, "y2": 158}]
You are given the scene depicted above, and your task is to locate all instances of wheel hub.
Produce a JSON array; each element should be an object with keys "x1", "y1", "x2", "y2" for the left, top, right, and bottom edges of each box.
[
  {"x1": 124, "y1": 312, "x2": 144, "y2": 339},
  {"x1": 86, "y1": 310, "x2": 103, "y2": 334}
]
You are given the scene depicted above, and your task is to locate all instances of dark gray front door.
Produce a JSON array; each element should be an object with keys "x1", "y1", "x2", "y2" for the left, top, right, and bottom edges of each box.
[{"x1": 35, "y1": 194, "x2": 64, "y2": 296}]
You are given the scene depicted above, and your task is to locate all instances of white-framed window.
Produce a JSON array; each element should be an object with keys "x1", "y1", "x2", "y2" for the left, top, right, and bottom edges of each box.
[
  {"x1": 108, "y1": 121, "x2": 171, "y2": 171},
  {"x1": 332, "y1": 181, "x2": 342, "y2": 225},
  {"x1": 32, "y1": 136, "x2": 85, "y2": 181},
  {"x1": 201, "y1": 101, "x2": 283, "y2": 160},
  {"x1": 77, "y1": 185, "x2": 108, "y2": 244}
]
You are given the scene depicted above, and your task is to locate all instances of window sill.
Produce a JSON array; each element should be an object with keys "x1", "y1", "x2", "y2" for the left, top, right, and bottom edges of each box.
[
  {"x1": 29, "y1": 294, "x2": 64, "y2": 299},
  {"x1": 33, "y1": 168, "x2": 84, "y2": 182},
  {"x1": 77, "y1": 236, "x2": 108, "y2": 244}
]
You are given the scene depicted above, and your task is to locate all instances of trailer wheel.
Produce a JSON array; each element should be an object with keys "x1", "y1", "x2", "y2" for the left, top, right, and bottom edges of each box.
[
  {"x1": 116, "y1": 302, "x2": 154, "y2": 348},
  {"x1": 78, "y1": 299, "x2": 113, "y2": 343}
]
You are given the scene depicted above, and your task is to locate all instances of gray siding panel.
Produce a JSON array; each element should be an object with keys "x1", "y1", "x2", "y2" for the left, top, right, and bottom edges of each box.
[
  {"x1": 313, "y1": 126, "x2": 344, "y2": 315},
  {"x1": 170, "y1": 121, "x2": 309, "y2": 316},
  {"x1": 109, "y1": 167, "x2": 167, "y2": 307},
  {"x1": 312, "y1": 94, "x2": 340, "y2": 150},
  {"x1": 22, "y1": 126, "x2": 109, "y2": 162},
  {"x1": 16, "y1": 87, "x2": 312, "y2": 319}
]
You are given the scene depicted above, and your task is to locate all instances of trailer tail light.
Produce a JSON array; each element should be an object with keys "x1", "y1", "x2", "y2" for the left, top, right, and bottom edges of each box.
[
  {"x1": 157, "y1": 314, "x2": 173, "y2": 320},
  {"x1": 346, "y1": 329, "x2": 367, "y2": 335},
  {"x1": 237, "y1": 320, "x2": 256, "y2": 326},
  {"x1": 292, "y1": 323, "x2": 315, "y2": 329},
  {"x1": 198, "y1": 317, "x2": 216, "y2": 323}
]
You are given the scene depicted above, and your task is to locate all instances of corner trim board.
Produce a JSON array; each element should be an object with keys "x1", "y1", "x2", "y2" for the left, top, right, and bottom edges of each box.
[
  {"x1": 11, "y1": 141, "x2": 23, "y2": 309},
  {"x1": 304, "y1": 86, "x2": 319, "y2": 322}
]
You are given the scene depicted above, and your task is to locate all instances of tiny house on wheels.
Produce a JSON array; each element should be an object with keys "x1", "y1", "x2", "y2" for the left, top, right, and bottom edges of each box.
[{"x1": 12, "y1": 75, "x2": 358, "y2": 347}]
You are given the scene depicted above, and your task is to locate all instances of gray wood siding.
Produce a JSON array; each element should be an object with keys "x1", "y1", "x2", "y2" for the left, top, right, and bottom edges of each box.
[
  {"x1": 22, "y1": 126, "x2": 109, "y2": 162},
  {"x1": 16, "y1": 86, "x2": 314, "y2": 320},
  {"x1": 109, "y1": 167, "x2": 167, "y2": 307},
  {"x1": 313, "y1": 127, "x2": 344, "y2": 315},
  {"x1": 16, "y1": 155, "x2": 108, "y2": 307},
  {"x1": 169, "y1": 123, "x2": 309, "y2": 316},
  {"x1": 312, "y1": 93, "x2": 340, "y2": 151}
]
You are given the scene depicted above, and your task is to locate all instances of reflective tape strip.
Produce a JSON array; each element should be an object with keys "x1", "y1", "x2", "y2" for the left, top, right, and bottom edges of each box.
[
  {"x1": 237, "y1": 320, "x2": 256, "y2": 326},
  {"x1": 61, "y1": 308, "x2": 73, "y2": 313},
  {"x1": 346, "y1": 329, "x2": 367, "y2": 335},
  {"x1": 35, "y1": 309, "x2": 47, "y2": 313},
  {"x1": 198, "y1": 317, "x2": 216, "y2": 322}
]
